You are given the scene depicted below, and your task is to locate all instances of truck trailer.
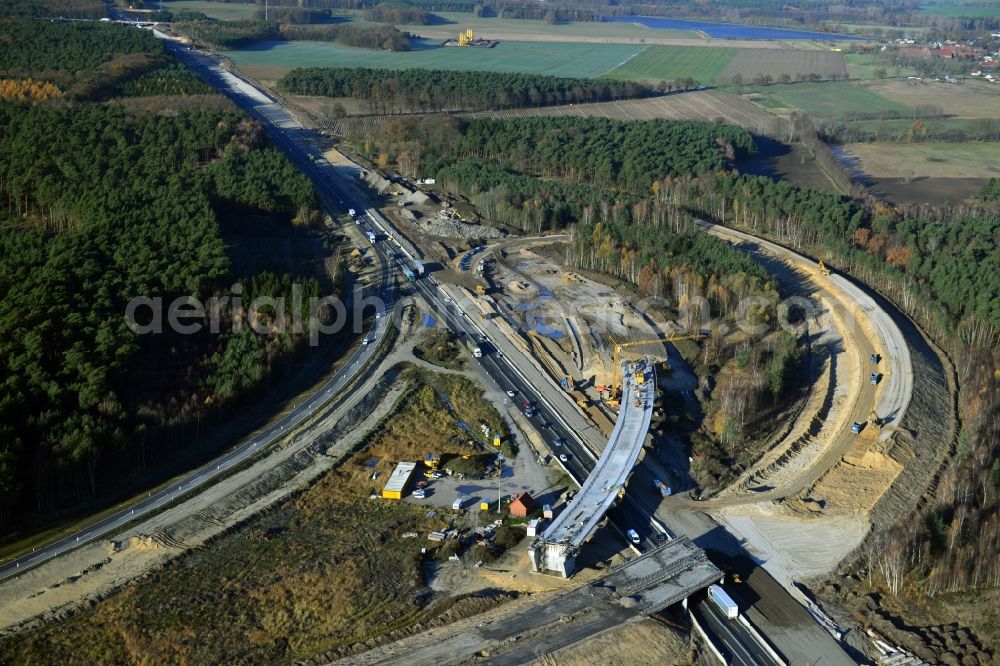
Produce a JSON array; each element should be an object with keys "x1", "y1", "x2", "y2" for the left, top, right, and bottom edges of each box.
[
  {"x1": 707, "y1": 584, "x2": 739, "y2": 619},
  {"x1": 465, "y1": 338, "x2": 482, "y2": 358}
]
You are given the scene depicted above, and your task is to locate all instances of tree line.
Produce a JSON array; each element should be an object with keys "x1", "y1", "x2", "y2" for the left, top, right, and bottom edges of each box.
[
  {"x1": 0, "y1": 0, "x2": 105, "y2": 19},
  {"x1": 361, "y1": 3, "x2": 433, "y2": 24},
  {"x1": 279, "y1": 66, "x2": 657, "y2": 114},
  {"x1": 0, "y1": 19, "x2": 161, "y2": 73},
  {"x1": 172, "y1": 19, "x2": 412, "y2": 50}
]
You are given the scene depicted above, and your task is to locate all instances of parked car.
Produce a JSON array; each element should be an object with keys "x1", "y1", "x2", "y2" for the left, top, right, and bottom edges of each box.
[
  {"x1": 412, "y1": 489, "x2": 426, "y2": 499},
  {"x1": 870, "y1": 373, "x2": 880, "y2": 385},
  {"x1": 870, "y1": 353, "x2": 880, "y2": 364}
]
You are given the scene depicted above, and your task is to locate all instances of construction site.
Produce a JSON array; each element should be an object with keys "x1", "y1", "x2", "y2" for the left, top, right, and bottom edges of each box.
[{"x1": 442, "y1": 28, "x2": 500, "y2": 48}]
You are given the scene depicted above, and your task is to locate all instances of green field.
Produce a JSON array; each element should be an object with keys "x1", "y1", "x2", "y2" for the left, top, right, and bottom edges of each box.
[
  {"x1": 366, "y1": 11, "x2": 698, "y2": 41},
  {"x1": 223, "y1": 39, "x2": 647, "y2": 78},
  {"x1": 749, "y1": 81, "x2": 912, "y2": 118},
  {"x1": 844, "y1": 53, "x2": 920, "y2": 80},
  {"x1": 162, "y1": 0, "x2": 257, "y2": 20},
  {"x1": 602, "y1": 45, "x2": 738, "y2": 83},
  {"x1": 919, "y1": 3, "x2": 1000, "y2": 18}
]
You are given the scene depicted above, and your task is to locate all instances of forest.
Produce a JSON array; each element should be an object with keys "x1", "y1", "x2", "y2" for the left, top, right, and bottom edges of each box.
[
  {"x1": 361, "y1": 115, "x2": 754, "y2": 196},
  {"x1": 0, "y1": 18, "x2": 328, "y2": 536},
  {"x1": 0, "y1": 19, "x2": 160, "y2": 73},
  {"x1": 279, "y1": 67, "x2": 656, "y2": 113},
  {"x1": 657, "y1": 171, "x2": 1000, "y2": 593},
  {"x1": 0, "y1": 0, "x2": 104, "y2": 19}
]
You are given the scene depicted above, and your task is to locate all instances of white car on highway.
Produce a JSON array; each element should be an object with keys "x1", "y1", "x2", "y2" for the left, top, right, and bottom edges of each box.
[
  {"x1": 506, "y1": 390, "x2": 516, "y2": 398},
  {"x1": 559, "y1": 454, "x2": 568, "y2": 462}
]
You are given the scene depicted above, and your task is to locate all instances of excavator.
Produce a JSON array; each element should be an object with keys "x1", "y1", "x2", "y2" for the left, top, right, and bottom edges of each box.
[{"x1": 818, "y1": 259, "x2": 831, "y2": 276}]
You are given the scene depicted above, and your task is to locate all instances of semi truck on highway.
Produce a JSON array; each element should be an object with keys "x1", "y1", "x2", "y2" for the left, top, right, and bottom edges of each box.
[
  {"x1": 708, "y1": 584, "x2": 739, "y2": 619},
  {"x1": 465, "y1": 339, "x2": 482, "y2": 358},
  {"x1": 366, "y1": 230, "x2": 376, "y2": 244}
]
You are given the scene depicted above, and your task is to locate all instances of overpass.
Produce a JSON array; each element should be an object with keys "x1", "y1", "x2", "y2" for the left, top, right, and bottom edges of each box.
[
  {"x1": 528, "y1": 358, "x2": 655, "y2": 577},
  {"x1": 351, "y1": 537, "x2": 721, "y2": 666}
]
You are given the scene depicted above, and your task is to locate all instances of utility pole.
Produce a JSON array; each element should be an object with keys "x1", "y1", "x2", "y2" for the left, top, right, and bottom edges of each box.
[
  {"x1": 264, "y1": 0, "x2": 268, "y2": 21},
  {"x1": 496, "y1": 451, "x2": 504, "y2": 514}
]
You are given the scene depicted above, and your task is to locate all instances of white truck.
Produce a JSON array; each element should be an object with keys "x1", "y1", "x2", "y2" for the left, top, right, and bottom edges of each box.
[
  {"x1": 348, "y1": 208, "x2": 356, "y2": 218},
  {"x1": 366, "y1": 230, "x2": 376, "y2": 244},
  {"x1": 707, "y1": 584, "x2": 739, "y2": 619},
  {"x1": 626, "y1": 529, "x2": 641, "y2": 545}
]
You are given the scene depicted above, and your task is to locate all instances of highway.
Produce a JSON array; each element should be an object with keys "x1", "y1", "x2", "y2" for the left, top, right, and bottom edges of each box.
[
  {"x1": 693, "y1": 599, "x2": 782, "y2": 666},
  {"x1": 1, "y1": 36, "x2": 852, "y2": 665}
]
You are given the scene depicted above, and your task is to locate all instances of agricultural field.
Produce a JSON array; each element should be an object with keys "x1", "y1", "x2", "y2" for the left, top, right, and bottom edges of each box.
[
  {"x1": 845, "y1": 142, "x2": 1000, "y2": 180},
  {"x1": 843, "y1": 52, "x2": 921, "y2": 80},
  {"x1": 367, "y1": 11, "x2": 699, "y2": 42},
  {"x1": 162, "y1": 0, "x2": 257, "y2": 20},
  {"x1": 747, "y1": 81, "x2": 913, "y2": 118},
  {"x1": 919, "y1": 2, "x2": 1000, "y2": 18},
  {"x1": 868, "y1": 79, "x2": 1000, "y2": 119},
  {"x1": 601, "y1": 45, "x2": 738, "y2": 83},
  {"x1": 475, "y1": 90, "x2": 785, "y2": 135},
  {"x1": 720, "y1": 48, "x2": 847, "y2": 82},
  {"x1": 223, "y1": 39, "x2": 646, "y2": 79},
  {"x1": 316, "y1": 89, "x2": 786, "y2": 143},
  {"x1": 844, "y1": 141, "x2": 999, "y2": 205}
]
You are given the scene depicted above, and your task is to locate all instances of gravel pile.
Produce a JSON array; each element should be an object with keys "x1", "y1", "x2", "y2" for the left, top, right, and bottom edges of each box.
[{"x1": 417, "y1": 214, "x2": 506, "y2": 240}]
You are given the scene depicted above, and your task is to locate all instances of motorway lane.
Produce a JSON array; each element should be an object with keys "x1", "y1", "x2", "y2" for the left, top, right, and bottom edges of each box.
[
  {"x1": 694, "y1": 600, "x2": 772, "y2": 666},
  {"x1": 169, "y1": 45, "x2": 839, "y2": 662},
  {"x1": 404, "y1": 276, "x2": 665, "y2": 551}
]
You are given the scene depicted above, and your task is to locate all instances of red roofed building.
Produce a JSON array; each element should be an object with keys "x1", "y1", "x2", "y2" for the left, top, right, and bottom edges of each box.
[{"x1": 509, "y1": 492, "x2": 534, "y2": 518}]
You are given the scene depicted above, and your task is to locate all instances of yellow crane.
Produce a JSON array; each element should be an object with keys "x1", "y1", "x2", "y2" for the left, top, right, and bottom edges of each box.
[{"x1": 608, "y1": 331, "x2": 704, "y2": 397}]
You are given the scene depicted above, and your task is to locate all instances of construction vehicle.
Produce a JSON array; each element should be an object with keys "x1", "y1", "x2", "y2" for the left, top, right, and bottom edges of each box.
[
  {"x1": 424, "y1": 453, "x2": 441, "y2": 470},
  {"x1": 560, "y1": 376, "x2": 573, "y2": 391},
  {"x1": 652, "y1": 479, "x2": 672, "y2": 497},
  {"x1": 403, "y1": 267, "x2": 415, "y2": 282},
  {"x1": 819, "y1": 260, "x2": 831, "y2": 276},
  {"x1": 608, "y1": 331, "x2": 704, "y2": 398},
  {"x1": 475, "y1": 283, "x2": 486, "y2": 296},
  {"x1": 366, "y1": 230, "x2": 376, "y2": 244},
  {"x1": 868, "y1": 410, "x2": 882, "y2": 428}
]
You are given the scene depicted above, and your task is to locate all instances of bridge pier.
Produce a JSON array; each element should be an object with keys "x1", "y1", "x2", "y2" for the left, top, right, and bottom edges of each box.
[{"x1": 528, "y1": 541, "x2": 576, "y2": 578}]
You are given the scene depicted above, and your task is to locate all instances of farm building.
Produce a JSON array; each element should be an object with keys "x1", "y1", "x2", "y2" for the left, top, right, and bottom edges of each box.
[
  {"x1": 382, "y1": 461, "x2": 417, "y2": 499},
  {"x1": 509, "y1": 492, "x2": 534, "y2": 518}
]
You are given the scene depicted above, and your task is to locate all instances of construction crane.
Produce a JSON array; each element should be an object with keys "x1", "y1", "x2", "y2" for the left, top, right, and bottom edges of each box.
[{"x1": 607, "y1": 331, "x2": 704, "y2": 398}]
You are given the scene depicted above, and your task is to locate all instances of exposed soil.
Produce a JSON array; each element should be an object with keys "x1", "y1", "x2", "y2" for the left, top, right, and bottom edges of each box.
[{"x1": 866, "y1": 176, "x2": 989, "y2": 206}]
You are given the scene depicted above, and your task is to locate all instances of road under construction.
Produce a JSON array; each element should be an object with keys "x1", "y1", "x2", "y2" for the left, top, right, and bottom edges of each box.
[
  {"x1": 0, "y1": 32, "x2": 925, "y2": 666},
  {"x1": 529, "y1": 358, "x2": 655, "y2": 577}
]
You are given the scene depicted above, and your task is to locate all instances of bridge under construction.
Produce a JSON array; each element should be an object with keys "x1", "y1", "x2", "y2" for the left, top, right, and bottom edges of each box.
[{"x1": 529, "y1": 358, "x2": 655, "y2": 577}]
